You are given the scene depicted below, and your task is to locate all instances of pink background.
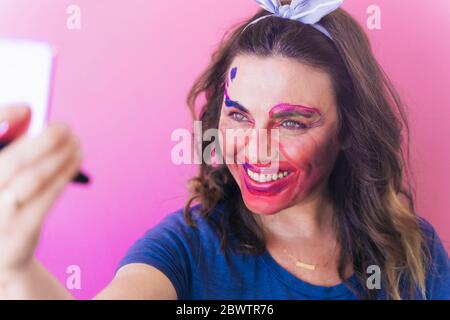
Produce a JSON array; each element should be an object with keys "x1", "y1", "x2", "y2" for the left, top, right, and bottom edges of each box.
[{"x1": 0, "y1": 0, "x2": 448, "y2": 299}]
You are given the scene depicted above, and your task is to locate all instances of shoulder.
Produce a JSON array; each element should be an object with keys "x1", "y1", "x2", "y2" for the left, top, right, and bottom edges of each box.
[
  {"x1": 154, "y1": 204, "x2": 224, "y2": 235},
  {"x1": 417, "y1": 216, "x2": 448, "y2": 263},
  {"x1": 418, "y1": 217, "x2": 440, "y2": 241},
  {"x1": 135, "y1": 204, "x2": 225, "y2": 253},
  {"x1": 117, "y1": 204, "x2": 226, "y2": 299},
  {"x1": 417, "y1": 216, "x2": 450, "y2": 299},
  {"x1": 418, "y1": 216, "x2": 448, "y2": 254}
]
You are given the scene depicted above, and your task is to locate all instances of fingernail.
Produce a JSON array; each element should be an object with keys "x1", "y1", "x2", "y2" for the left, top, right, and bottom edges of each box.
[{"x1": 0, "y1": 121, "x2": 9, "y2": 137}]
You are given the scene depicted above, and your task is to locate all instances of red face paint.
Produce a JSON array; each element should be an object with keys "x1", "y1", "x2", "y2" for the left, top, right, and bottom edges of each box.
[
  {"x1": 241, "y1": 160, "x2": 298, "y2": 196},
  {"x1": 220, "y1": 97, "x2": 338, "y2": 215},
  {"x1": 269, "y1": 103, "x2": 322, "y2": 119},
  {"x1": 226, "y1": 132, "x2": 339, "y2": 215},
  {"x1": 219, "y1": 58, "x2": 340, "y2": 215}
]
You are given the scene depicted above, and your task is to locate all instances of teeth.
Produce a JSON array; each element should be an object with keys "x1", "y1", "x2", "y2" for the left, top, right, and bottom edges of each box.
[{"x1": 246, "y1": 168, "x2": 290, "y2": 183}]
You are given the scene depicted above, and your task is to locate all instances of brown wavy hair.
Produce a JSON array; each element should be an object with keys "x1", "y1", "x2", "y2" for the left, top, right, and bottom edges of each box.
[{"x1": 184, "y1": 3, "x2": 430, "y2": 300}]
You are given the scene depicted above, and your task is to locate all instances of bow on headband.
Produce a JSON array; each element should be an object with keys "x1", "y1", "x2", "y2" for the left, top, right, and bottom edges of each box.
[{"x1": 245, "y1": 0, "x2": 344, "y2": 39}]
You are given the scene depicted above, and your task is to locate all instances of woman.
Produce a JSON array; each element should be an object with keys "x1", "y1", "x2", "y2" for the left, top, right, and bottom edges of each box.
[{"x1": 0, "y1": 0, "x2": 449, "y2": 300}]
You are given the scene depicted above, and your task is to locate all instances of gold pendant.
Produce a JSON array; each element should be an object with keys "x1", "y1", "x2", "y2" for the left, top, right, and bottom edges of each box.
[
  {"x1": 284, "y1": 249, "x2": 317, "y2": 271},
  {"x1": 295, "y1": 261, "x2": 316, "y2": 271}
]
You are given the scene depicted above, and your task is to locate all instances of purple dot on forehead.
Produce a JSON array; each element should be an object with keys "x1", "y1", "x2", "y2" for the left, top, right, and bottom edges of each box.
[{"x1": 230, "y1": 67, "x2": 238, "y2": 81}]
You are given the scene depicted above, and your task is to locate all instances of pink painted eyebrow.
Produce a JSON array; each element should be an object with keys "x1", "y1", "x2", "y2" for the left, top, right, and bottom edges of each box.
[{"x1": 269, "y1": 103, "x2": 321, "y2": 119}]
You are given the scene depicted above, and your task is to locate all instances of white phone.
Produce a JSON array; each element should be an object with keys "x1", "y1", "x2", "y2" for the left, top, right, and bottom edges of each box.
[
  {"x1": 0, "y1": 39, "x2": 56, "y2": 138},
  {"x1": 0, "y1": 39, "x2": 89, "y2": 184}
]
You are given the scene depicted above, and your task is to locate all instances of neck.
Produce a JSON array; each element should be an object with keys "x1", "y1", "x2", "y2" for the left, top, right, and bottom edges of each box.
[{"x1": 256, "y1": 185, "x2": 336, "y2": 242}]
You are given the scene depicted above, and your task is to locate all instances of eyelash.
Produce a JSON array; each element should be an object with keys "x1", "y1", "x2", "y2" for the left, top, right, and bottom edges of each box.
[
  {"x1": 227, "y1": 112, "x2": 309, "y2": 130},
  {"x1": 280, "y1": 120, "x2": 309, "y2": 130},
  {"x1": 228, "y1": 112, "x2": 250, "y2": 123}
]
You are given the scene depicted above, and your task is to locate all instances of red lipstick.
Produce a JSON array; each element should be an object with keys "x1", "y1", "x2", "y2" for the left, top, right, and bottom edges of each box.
[{"x1": 241, "y1": 162, "x2": 298, "y2": 196}]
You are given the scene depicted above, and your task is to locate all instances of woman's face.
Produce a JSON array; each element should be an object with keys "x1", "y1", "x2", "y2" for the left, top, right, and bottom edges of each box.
[{"x1": 218, "y1": 54, "x2": 342, "y2": 215}]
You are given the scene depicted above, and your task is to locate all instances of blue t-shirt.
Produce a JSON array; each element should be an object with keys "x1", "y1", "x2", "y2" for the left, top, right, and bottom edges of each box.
[{"x1": 117, "y1": 205, "x2": 450, "y2": 300}]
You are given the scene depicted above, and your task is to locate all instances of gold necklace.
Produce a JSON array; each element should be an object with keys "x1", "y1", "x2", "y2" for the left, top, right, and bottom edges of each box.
[
  {"x1": 283, "y1": 240, "x2": 338, "y2": 272},
  {"x1": 283, "y1": 249, "x2": 316, "y2": 271}
]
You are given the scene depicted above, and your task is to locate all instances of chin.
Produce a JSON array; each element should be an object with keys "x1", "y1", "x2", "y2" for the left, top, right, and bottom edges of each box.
[
  {"x1": 241, "y1": 197, "x2": 288, "y2": 215},
  {"x1": 227, "y1": 162, "x2": 302, "y2": 216}
]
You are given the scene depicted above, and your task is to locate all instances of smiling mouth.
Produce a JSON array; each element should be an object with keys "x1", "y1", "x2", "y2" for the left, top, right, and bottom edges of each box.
[
  {"x1": 240, "y1": 162, "x2": 296, "y2": 188},
  {"x1": 245, "y1": 167, "x2": 291, "y2": 183}
]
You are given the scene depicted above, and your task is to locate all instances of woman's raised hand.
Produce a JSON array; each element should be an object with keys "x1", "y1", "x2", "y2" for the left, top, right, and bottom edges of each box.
[{"x1": 0, "y1": 105, "x2": 83, "y2": 279}]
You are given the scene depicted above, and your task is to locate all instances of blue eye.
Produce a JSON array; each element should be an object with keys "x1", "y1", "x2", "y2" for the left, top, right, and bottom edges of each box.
[
  {"x1": 281, "y1": 120, "x2": 308, "y2": 130},
  {"x1": 229, "y1": 112, "x2": 249, "y2": 122}
]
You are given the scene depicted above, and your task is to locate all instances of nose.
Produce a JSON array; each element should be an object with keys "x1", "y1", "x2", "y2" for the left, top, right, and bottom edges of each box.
[{"x1": 245, "y1": 128, "x2": 279, "y2": 166}]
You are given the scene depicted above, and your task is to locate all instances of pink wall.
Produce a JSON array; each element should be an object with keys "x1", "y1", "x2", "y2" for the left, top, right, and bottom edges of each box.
[{"x1": 0, "y1": 0, "x2": 448, "y2": 299}]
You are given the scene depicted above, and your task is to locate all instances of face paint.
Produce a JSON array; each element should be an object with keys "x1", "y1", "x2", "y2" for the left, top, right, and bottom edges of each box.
[
  {"x1": 269, "y1": 103, "x2": 324, "y2": 129},
  {"x1": 241, "y1": 160, "x2": 297, "y2": 197},
  {"x1": 237, "y1": 135, "x2": 339, "y2": 215},
  {"x1": 269, "y1": 103, "x2": 321, "y2": 119},
  {"x1": 230, "y1": 67, "x2": 238, "y2": 81},
  {"x1": 224, "y1": 86, "x2": 249, "y2": 113},
  {"x1": 225, "y1": 67, "x2": 237, "y2": 91},
  {"x1": 218, "y1": 55, "x2": 341, "y2": 215},
  {"x1": 224, "y1": 67, "x2": 243, "y2": 109}
]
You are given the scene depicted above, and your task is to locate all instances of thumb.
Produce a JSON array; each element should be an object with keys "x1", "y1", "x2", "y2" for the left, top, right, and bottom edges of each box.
[{"x1": 0, "y1": 105, "x2": 32, "y2": 143}]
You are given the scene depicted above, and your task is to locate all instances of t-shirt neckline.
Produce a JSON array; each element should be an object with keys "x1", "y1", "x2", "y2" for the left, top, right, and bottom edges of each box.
[{"x1": 260, "y1": 248, "x2": 358, "y2": 299}]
